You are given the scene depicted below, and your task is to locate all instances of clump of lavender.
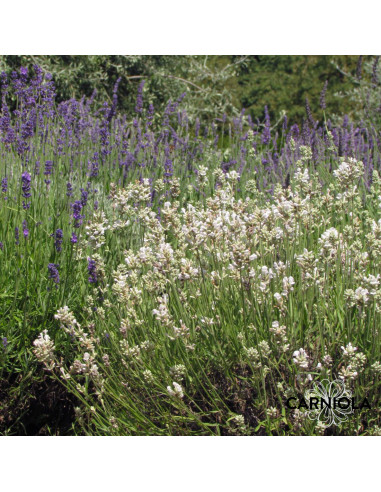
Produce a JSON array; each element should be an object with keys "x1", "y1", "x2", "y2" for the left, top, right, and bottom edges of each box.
[
  {"x1": 70, "y1": 232, "x2": 78, "y2": 244},
  {"x1": 71, "y1": 200, "x2": 84, "y2": 228},
  {"x1": 21, "y1": 172, "x2": 31, "y2": 209},
  {"x1": 107, "y1": 77, "x2": 121, "y2": 122},
  {"x1": 87, "y1": 257, "x2": 97, "y2": 284},
  {"x1": 1, "y1": 177, "x2": 7, "y2": 194},
  {"x1": 48, "y1": 263, "x2": 60, "y2": 284},
  {"x1": 146, "y1": 103, "x2": 154, "y2": 128},
  {"x1": 80, "y1": 189, "x2": 88, "y2": 207},
  {"x1": 305, "y1": 97, "x2": 315, "y2": 126},
  {"x1": 44, "y1": 160, "x2": 53, "y2": 185},
  {"x1": 2, "y1": 337, "x2": 7, "y2": 349},
  {"x1": 162, "y1": 93, "x2": 186, "y2": 127},
  {"x1": 164, "y1": 158, "x2": 174, "y2": 181},
  {"x1": 0, "y1": 241, "x2": 4, "y2": 250},
  {"x1": 89, "y1": 152, "x2": 99, "y2": 178},
  {"x1": 66, "y1": 182, "x2": 73, "y2": 197},
  {"x1": 54, "y1": 229, "x2": 63, "y2": 252},
  {"x1": 22, "y1": 220, "x2": 29, "y2": 239}
]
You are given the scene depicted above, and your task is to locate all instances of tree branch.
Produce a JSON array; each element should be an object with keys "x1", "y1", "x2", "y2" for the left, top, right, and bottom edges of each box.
[{"x1": 124, "y1": 74, "x2": 206, "y2": 92}]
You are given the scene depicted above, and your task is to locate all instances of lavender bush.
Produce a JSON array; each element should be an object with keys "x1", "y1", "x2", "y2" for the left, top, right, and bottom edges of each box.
[{"x1": 0, "y1": 66, "x2": 380, "y2": 435}]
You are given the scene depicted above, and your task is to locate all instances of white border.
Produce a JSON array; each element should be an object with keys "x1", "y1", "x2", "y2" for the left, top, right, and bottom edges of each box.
[
  {"x1": 0, "y1": 1, "x2": 379, "y2": 54},
  {"x1": 0, "y1": 437, "x2": 379, "y2": 490},
  {"x1": 0, "y1": 2, "x2": 379, "y2": 490}
]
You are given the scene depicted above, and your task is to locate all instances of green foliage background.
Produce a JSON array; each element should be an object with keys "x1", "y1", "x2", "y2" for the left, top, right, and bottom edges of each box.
[{"x1": 0, "y1": 55, "x2": 373, "y2": 124}]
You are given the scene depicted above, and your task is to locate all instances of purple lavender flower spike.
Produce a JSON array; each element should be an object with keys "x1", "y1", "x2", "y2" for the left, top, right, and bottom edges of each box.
[
  {"x1": 164, "y1": 158, "x2": 174, "y2": 181},
  {"x1": 48, "y1": 263, "x2": 60, "y2": 284},
  {"x1": 21, "y1": 172, "x2": 31, "y2": 209},
  {"x1": 66, "y1": 182, "x2": 73, "y2": 197},
  {"x1": 22, "y1": 220, "x2": 29, "y2": 238},
  {"x1": 72, "y1": 200, "x2": 84, "y2": 228},
  {"x1": 80, "y1": 189, "x2": 88, "y2": 207},
  {"x1": 54, "y1": 229, "x2": 63, "y2": 252},
  {"x1": 146, "y1": 103, "x2": 154, "y2": 128},
  {"x1": 44, "y1": 161, "x2": 53, "y2": 184},
  {"x1": 87, "y1": 258, "x2": 97, "y2": 284}
]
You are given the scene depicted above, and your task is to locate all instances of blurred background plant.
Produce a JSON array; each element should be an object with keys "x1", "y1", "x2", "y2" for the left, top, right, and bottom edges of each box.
[
  {"x1": 0, "y1": 55, "x2": 377, "y2": 125},
  {"x1": 0, "y1": 55, "x2": 245, "y2": 122},
  {"x1": 331, "y1": 56, "x2": 381, "y2": 127}
]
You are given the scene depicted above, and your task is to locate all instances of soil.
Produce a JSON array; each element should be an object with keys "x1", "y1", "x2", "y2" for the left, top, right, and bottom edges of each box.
[{"x1": 0, "y1": 372, "x2": 78, "y2": 435}]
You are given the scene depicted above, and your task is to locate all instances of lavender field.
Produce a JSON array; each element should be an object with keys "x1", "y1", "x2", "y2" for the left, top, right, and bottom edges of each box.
[{"x1": 0, "y1": 65, "x2": 380, "y2": 435}]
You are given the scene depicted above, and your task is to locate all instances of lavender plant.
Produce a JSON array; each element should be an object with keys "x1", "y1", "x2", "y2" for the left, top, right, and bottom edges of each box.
[{"x1": 1, "y1": 66, "x2": 381, "y2": 435}]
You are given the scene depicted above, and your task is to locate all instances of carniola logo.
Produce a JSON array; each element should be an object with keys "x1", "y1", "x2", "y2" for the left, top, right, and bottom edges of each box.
[
  {"x1": 304, "y1": 379, "x2": 353, "y2": 427},
  {"x1": 286, "y1": 379, "x2": 370, "y2": 427}
]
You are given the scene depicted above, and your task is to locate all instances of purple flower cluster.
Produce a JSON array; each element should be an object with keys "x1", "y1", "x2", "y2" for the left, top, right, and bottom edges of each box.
[
  {"x1": 21, "y1": 172, "x2": 31, "y2": 209},
  {"x1": 0, "y1": 64, "x2": 380, "y2": 268},
  {"x1": 80, "y1": 189, "x2": 89, "y2": 207},
  {"x1": 22, "y1": 220, "x2": 29, "y2": 239},
  {"x1": 44, "y1": 160, "x2": 53, "y2": 185},
  {"x1": 1, "y1": 177, "x2": 7, "y2": 194},
  {"x1": 0, "y1": 67, "x2": 56, "y2": 155},
  {"x1": 164, "y1": 158, "x2": 174, "y2": 181},
  {"x1": 71, "y1": 200, "x2": 84, "y2": 228},
  {"x1": 48, "y1": 263, "x2": 60, "y2": 284},
  {"x1": 146, "y1": 103, "x2": 154, "y2": 128},
  {"x1": 87, "y1": 257, "x2": 97, "y2": 284},
  {"x1": 107, "y1": 77, "x2": 122, "y2": 122},
  {"x1": 54, "y1": 229, "x2": 63, "y2": 252},
  {"x1": 89, "y1": 152, "x2": 99, "y2": 178}
]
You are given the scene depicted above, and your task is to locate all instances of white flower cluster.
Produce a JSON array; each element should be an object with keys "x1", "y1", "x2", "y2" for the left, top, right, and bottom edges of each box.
[
  {"x1": 85, "y1": 211, "x2": 110, "y2": 250},
  {"x1": 292, "y1": 348, "x2": 309, "y2": 369},
  {"x1": 33, "y1": 330, "x2": 55, "y2": 370},
  {"x1": 333, "y1": 158, "x2": 364, "y2": 187},
  {"x1": 167, "y1": 382, "x2": 184, "y2": 399}
]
